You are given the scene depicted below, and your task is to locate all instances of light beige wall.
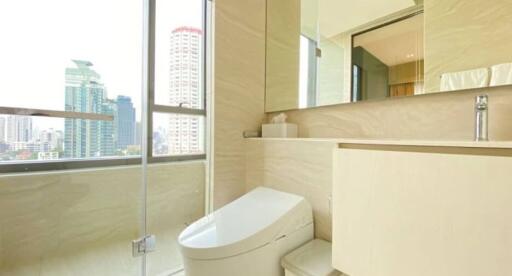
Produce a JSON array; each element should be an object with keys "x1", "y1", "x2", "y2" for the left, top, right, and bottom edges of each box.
[
  {"x1": 277, "y1": 86, "x2": 512, "y2": 140},
  {"x1": 213, "y1": 0, "x2": 267, "y2": 208},
  {"x1": 245, "y1": 139, "x2": 337, "y2": 241},
  {"x1": 265, "y1": 0, "x2": 300, "y2": 112},
  {"x1": 0, "y1": 162, "x2": 205, "y2": 276},
  {"x1": 424, "y1": 0, "x2": 512, "y2": 92}
]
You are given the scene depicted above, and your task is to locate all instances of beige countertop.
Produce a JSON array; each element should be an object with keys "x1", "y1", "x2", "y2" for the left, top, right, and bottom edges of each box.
[{"x1": 247, "y1": 137, "x2": 512, "y2": 149}]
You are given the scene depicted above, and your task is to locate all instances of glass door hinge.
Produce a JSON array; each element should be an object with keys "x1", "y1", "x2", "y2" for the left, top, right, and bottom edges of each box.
[
  {"x1": 316, "y1": 48, "x2": 322, "y2": 58},
  {"x1": 132, "y1": 234, "x2": 156, "y2": 257}
]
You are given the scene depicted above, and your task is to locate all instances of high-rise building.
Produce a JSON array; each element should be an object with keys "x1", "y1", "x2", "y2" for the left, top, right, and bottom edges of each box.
[
  {"x1": 6, "y1": 115, "x2": 33, "y2": 143},
  {"x1": 135, "y1": 121, "x2": 142, "y2": 146},
  {"x1": 64, "y1": 60, "x2": 115, "y2": 158},
  {"x1": 100, "y1": 100, "x2": 116, "y2": 156},
  {"x1": 39, "y1": 128, "x2": 63, "y2": 151},
  {"x1": 0, "y1": 117, "x2": 5, "y2": 142},
  {"x1": 115, "y1": 95, "x2": 136, "y2": 150},
  {"x1": 168, "y1": 26, "x2": 203, "y2": 155}
]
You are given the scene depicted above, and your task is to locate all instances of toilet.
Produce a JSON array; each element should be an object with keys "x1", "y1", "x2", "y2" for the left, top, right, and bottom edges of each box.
[{"x1": 178, "y1": 187, "x2": 314, "y2": 276}]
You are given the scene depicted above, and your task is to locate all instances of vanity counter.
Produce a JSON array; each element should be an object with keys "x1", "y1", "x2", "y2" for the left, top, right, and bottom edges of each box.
[{"x1": 247, "y1": 137, "x2": 512, "y2": 149}]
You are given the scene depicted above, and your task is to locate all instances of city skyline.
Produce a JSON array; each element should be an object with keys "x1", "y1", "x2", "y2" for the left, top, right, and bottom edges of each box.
[
  {"x1": 0, "y1": 0, "x2": 202, "y2": 132},
  {"x1": 0, "y1": 24, "x2": 204, "y2": 161},
  {"x1": 0, "y1": 60, "x2": 140, "y2": 161}
]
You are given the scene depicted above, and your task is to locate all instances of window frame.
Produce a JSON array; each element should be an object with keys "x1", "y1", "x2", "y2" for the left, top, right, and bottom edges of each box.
[{"x1": 0, "y1": 0, "x2": 208, "y2": 173}]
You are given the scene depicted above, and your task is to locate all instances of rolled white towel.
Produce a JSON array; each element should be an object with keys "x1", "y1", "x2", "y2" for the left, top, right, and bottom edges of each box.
[
  {"x1": 440, "y1": 67, "x2": 490, "y2": 92},
  {"x1": 490, "y1": 63, "x2": 512, "y2": 86}
]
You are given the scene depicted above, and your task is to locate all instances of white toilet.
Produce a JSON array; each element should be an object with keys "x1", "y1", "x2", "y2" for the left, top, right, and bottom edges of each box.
[{"x1": 178, "y1": 187, "x2": 314, "y2": 276}]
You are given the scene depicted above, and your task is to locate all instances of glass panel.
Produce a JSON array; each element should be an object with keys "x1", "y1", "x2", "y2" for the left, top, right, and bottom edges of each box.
[
  {"x1": 0, "y1": 116, "x2": 63, "y2": 162},
  {"x1": 0, "y1": 114, "x2": 141, "y2": 163},
  {"x1": 154, "y1": 0, "x2": 204, "y2": 109},
  {"x1": 299, "y1": 35, "x2": 318, "y2": 108},
  {"x1": 152, "y1": 113, "x2": 205, "y2": 157},
  {"x1": 0, "y1": 162, "x2": 145, "y2": 276},
  {"x1": 146, "y1": 159, "x2": 206, "y2": 275},
  {"x1": 0, "y1": 1, "x2": 145, "y2": 275},
  {"x1": 0, "y1": 0, "x2": 143, "y2": 161}
]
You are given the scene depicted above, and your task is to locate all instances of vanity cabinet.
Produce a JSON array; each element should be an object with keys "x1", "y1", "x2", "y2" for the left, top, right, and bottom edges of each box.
[{"x1": 332, "y1": 145, "x2": 512, "y2": 276}]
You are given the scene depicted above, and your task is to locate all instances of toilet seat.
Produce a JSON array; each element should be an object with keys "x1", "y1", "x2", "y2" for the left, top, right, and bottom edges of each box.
[{"x1": 178, "y1": 187, "x2": 313, "y2": 260}]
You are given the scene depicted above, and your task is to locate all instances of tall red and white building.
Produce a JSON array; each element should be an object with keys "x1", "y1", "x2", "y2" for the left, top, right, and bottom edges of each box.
[{"x1": 168, "y1": 26, "x2": 203, "y2": 155}]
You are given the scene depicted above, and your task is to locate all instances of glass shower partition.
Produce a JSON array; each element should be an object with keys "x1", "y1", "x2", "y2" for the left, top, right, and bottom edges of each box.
[
  {"x1": 0, "y1": 0, "x2": 147, "y2": 275},
  {"x1": 0, "y1": 116, "x2": 145, "y2": 276},
  {"x1": 0, "y1": 0, "x2": 209, "y2": 275},
  {"x1": 145, "y1": 0, "x2": 209, "y2": 275}
]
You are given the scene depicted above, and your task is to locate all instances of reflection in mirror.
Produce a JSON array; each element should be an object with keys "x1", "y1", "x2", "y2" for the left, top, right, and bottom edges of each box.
[
  {"x1": 265, "y1": 0, "x2": 421, "y2": 112},
  {"x1": 299, "y1": 35, "x2": 317, "y2": 108},
  {"x1": 265, "y1": 0, "x2": 512, "y2": 112},
  {"x1": 351, "y1": 13, "x2": 424, "y2": 102}
]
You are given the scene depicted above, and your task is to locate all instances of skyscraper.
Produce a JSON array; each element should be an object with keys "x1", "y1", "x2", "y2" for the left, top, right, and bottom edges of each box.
[
  {"x1": 0, "y1": 117, "x2": 5, "y2": 143},
  {"x1": 115, "y1": 95, "x2": 136, "y2": 150},
  {"x1": 64, "y1": 60, "x2": 115, "y2": 158},
  {"x1": 168, "y1": 26, "x2": 203, "y2": 155},
  {"x1": 6, "y1": 115, "x2": 32, "y2": 143}
]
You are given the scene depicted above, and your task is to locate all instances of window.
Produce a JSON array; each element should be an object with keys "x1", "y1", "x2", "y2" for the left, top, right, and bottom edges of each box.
[
  {"x1": 0, "y1": 0, "x2": 207, "y2": 171},
  {"x1": 151, "y1": 0, "x2": 206, "y2": 158},
  {"x1": 0, "y1": 0, "x2": 143, "y2": 164}
]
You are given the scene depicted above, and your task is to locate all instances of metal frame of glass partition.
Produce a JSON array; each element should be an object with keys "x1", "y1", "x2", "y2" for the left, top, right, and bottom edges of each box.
[
  {"x1": 0, "y1": 0, "x2": 210, "y2": 174},
  {"x1": 349, "y1": 9, "x2": 424, "y2": 102}
]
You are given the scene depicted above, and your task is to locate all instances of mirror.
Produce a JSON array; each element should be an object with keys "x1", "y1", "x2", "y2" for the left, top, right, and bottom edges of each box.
[
  {"x1": 352, "y1": 13, "x2": 424, "y2": 101},
  {"x1": 265, "y1": 0, "x2": 512, "y2": 112}
]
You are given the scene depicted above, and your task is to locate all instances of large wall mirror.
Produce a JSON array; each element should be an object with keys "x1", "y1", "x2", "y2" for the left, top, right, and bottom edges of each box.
[{"x1": 265, "y1": 0, "x2": 512, "y2": 112}]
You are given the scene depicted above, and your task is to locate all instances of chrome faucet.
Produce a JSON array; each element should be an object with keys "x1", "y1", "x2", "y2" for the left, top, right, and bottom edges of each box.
[{"x1": 474, "y1": 95, "x2": 488, "y2": 141}]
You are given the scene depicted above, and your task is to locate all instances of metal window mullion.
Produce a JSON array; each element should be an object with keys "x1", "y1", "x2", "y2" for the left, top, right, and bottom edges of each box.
[
  {"x1": 149, "y1": 154, "x2": 206, "y2": 164},
  {"x1": 152, "y1": 105, "x2": 206, "y2": 116},
  {"x1": 0, "y1": 106, "x2": 113, "y2": 121},
  {"x1": 147, "y1": 0, "x2": 156, "y2": 160}
]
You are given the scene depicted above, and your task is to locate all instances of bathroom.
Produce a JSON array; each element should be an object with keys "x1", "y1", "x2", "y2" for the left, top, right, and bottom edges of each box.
[{"x1": 0, "y1": 0, "x2": 511, "y2": 275}]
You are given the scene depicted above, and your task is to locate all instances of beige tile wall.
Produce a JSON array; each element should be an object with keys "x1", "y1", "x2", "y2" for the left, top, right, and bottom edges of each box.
[
  {"x1": 213, "y1": 0, "x2": 267, "y2": 208},
  {"x1": 275, "y1": 86, "x2": 512, "y2": 140},
  {"x1": 0, "y1": 162, "x2": 205, "y2": 276},
  {"x1": 245, "y1": 139, "x2": 337, "y2": 241},
  {"x1": 265, "y1": 0, "x2": 300, "y2": 112}
]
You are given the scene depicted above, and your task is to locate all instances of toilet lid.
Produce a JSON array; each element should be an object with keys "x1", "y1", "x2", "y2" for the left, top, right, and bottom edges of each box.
[{"x1": 178, "y1": 187, "x2": 313, "y2": 260}]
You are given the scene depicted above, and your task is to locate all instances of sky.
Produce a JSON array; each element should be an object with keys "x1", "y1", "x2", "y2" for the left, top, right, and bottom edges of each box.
[{"x1": 0, "y1": 0, "x2": 202, "y2": 131}]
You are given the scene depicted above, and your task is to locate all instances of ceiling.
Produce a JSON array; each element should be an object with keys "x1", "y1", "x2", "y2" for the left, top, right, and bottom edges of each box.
[
  {"x1": 317, "y1": 0, "x2": 417, "y2": 38},
  {"x1": 353, "y1": 13, "x2": 424, "y2": 66}
]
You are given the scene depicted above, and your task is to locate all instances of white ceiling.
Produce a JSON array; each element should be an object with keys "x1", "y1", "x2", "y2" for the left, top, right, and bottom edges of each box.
[
  {"x1": 318, "y1": 0, "x2": 417, "y2": 38},
  {"x1": 353, "y1": 13, "x2": 424, "y2": 66}
]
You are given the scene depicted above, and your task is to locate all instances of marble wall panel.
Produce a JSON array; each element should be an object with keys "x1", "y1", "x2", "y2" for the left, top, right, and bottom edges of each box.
[{"x1": 245, "y1": 139, "x2": 337, "y2": 241}]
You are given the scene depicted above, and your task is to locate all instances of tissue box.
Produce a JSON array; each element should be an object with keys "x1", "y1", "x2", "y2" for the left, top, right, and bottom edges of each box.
[{"x1": 262, "y1": 123, "x2": 298, "y2": 138}]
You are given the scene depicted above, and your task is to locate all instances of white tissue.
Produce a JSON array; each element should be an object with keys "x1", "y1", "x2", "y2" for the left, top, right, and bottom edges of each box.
[{"x1": 270, "y1": 113, "x2": 287, "y2": 124}]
